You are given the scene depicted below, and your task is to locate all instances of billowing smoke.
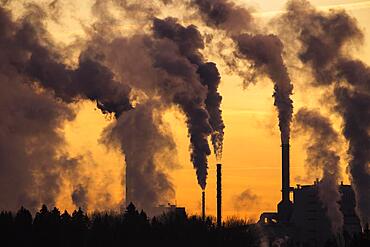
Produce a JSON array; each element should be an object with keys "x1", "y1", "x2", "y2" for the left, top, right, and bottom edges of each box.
[
  {"x1": 0, "y1": 5, "x2": 80, "y2": 211},
  {"x1": 295, "y1": 108, "x2": 343, "y2": 233},
  {"x1": 102, "y1": 100, "x2": 177, "y2": 212},
  {"x1": 0, "y1": 4, "x2": 134, "y2": 211},
  {"x1": 191, "y1": 0, "x2": 255, "y2": 34},
  {"x1": 0, "y1": 3, "x2": 132, "y2": 118},
  {"x1": 70, "y1": 12, "x2": 220, "y2": 195},
  {"x1": 278, "y1": 0, "x2": 370, "y2": 227},
  {"x1": 193, "y1": 0, "x2": 293, "y2": 145},
  {"x1": 152, "y1": 17, "x2": 225, "y2": 161},
  {"x1": 235, "y1": 34, "x2": 293, "y2": 144},
  {"x1": 71, "y1": 184, "x2": 88, "y2": 211}
]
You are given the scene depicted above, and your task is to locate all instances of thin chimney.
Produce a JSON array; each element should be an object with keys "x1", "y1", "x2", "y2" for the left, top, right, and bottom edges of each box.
[
  {"x1": 282, "y1": 144, "x2": 290, "y2": 202},
  {"x1": 202, "y1": 190, "x2": 205, "y2": 221},
  {"x1": 277, "y1": 143, "x2": 293, "y2": 222},
  {"x1": 217, "y1": 163, "x2": 222, "y2": 227}
]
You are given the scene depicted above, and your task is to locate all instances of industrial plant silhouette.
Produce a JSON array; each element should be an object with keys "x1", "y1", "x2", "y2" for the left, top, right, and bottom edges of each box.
[
  {"x1": 0, "y1": 0, "x2": 370, "y2": 246},
  {"x1": 0, "y1": 157, "x2": 369, "y2": 247}
]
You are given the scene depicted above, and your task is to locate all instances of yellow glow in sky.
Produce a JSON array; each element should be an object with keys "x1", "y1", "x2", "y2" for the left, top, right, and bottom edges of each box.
[{"x1": 14, "y1": 0, "x2": 369, "y2": 220}]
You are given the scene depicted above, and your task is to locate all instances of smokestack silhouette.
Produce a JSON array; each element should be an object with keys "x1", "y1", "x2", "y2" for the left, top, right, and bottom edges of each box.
[
  {"x1": 277, "y1": 144, "x2": 293, "y2": 222},
  {"x1": 278, "y1": 0, "x2": 370, "y2": 227},
  {"x1": 217, "y1": 163, "x2": 222, "y2": 227},
  {"x1": 282, "y1": 144, "x2": 290, "y2": 202},
  {"x1": 202, "y1": 191, "x2": 206, "y2": 221}
]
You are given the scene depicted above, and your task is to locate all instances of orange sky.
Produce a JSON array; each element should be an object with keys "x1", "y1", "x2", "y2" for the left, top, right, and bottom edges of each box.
[{"x1": 12, "y1": 0, "x2": 370, "y2": 220}]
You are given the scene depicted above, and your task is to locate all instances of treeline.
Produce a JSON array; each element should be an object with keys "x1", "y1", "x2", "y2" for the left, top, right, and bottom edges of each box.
[
  {"x1": 1, "y1": 203, "x2": 369, "y2": 247},
  {"x1": 0, "y1": 203, "x2": 261, "y2": 247}
]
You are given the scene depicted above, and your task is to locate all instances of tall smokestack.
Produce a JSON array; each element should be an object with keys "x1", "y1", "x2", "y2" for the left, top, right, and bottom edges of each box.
[
  {"x1": 277, "y1": 144, "x2": 293, "y2": 222},
  {"x1": 202, "y1": 190, "x2": 206, "y2": 221},
  {"x1": 282, "y1": 144, "x2": 290, "y2": 202},
  {"x1": 217, "y1": 163, "x2": 222, "y2": 227}
]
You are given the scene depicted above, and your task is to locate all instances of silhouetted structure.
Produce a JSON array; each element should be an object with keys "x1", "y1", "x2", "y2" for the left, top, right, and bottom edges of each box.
[
  {"x1": 217, "y1": 163, "x2": 222, "y2": 228},
  {"x1": 202, "y1": 190, "x2": 206, "y2": 221},
  {"x1": 0, "y1": 204, "x2": 264, "y2": 247},
  {"x1": 277, "y1": 144, "x2": 293, "y2": 223},
  {"x1": 259, "y1": 182, "x2": 363, "y2": 247}
]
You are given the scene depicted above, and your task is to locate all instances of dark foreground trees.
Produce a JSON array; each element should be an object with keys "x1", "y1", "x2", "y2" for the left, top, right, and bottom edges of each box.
[
  {"x1": 1, "y1": 204, "x2": 369, "y2": 247},
  {"x1": 0, "y1": 203, "x2": 260, "y2": 247}
]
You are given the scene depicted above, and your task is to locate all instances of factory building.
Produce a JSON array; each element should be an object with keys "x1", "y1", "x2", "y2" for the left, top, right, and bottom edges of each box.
[
  {"x1": 259, "y1": 181, "x2": 361, "y2": 246},
  {"x1": 258, "y1": 144, "x2": 362, "y2": 246}
]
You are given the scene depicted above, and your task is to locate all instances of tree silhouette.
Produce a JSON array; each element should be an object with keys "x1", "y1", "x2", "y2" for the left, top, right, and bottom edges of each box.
[{"x1": 0, "y1": 204, "x2": 367, "y2": 247}]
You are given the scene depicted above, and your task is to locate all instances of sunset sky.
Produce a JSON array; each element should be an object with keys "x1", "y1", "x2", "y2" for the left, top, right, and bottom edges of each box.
[{"x1": 6, "y1": 0, "x2": 370, "y2": 220}]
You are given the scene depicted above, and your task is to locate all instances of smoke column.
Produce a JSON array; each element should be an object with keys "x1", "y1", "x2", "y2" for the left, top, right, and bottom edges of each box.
[
  {"x1": 278, "y1": 0, "x2": 370, "y2": 227},
  {"x1": 0, "y1": 4, "x2": 135, "y2": 211},
  {"x1": 153, "y1": 17, "x2": 225, "y2": 161},
  {"x1": 295, "y1": 108, "x2": 343, "y2": 234},
  {"x1": 193, "y1": 0, "x2": 294, "y2": 145},
  {"x1": 148, "y1": 17, "x2": 226, "y2": 189},
  {"x1": 0, "y1": 5, "x2": 82, "y2": 211},
  {"x1": 83, "y1": 14, "x2": 218, "y2": 197},
  {"x1": 102, "y1": 100, "x2": 176, "y2": 212},
  {"x1": 235, "y1": 35, "x2": 294, "y2": 145}
]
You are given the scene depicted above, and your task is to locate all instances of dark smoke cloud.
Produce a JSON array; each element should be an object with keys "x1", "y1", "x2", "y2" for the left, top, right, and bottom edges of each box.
[
  {"x1": 191, "y1": 0, "x2": 254, "y2": 35},
  {"x1": 0, "y1": 4, "x2": 135, "y2": 212},
  {"x1": 102, "y1": 100, "x2": 177, "y2": 213},
  {"x1": 279, "y1": 0, "x2": 363, "y2": 85},
  {"x1": 71, "y1": 184, "x2": 88, "y2": 211},
  {"x1": 334, "y1": 87, "x2": 370, "y2": 227},
  {"x1": 0, "y1": 3, "x2": 133, "y2": 118},
  {"x1": 235, "y1": 34, "x2": 293, "y2": 144},
  {"x1": 0, "y1": 5, "x2": 81, "y2": 212},
  {"x1": 193, "y1": 1, "x2": 294, "y2": 146},
  {"x1": 83, "y1": 14, "x2": 216, "y2": 196},
  {"x1": 295, "y1": 108, "x2": 343, "y2": 233},
  {"x1": 153, "y1": 17, "x2": 225, "y2": 161},
  {"x1": 279, "y1": 0, "x2": 370, "y2": 227}
]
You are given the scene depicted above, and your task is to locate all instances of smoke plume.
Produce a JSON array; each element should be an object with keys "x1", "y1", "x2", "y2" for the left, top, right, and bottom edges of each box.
[
  {"x1": 191, "y1": 0, "x2": 255, "y2": 35},
  {"x1": 152, "y1": 17, "x2": 225, "y2": 161},
  {"x1": 235, "y1": 34, "x2": 294, "y2": 144},
  {"x1": 71, "y1": 184, "x2": 88, "y2": 211},
  {"x1": 0, "y1": 5, "x2": 82, "y2": 211},
  {"x1": 102, "y1": 100, "x2": 177, "y2": 212},
  {"x1": 0, "y1": 4, "x2": 135, "y2": 211},
  {"x1": 81, "y1": 15, "x2": 220, "y2": 192},
  {"x1": 278, "y1": 0, "x2": 370, "y2": 227},
  {"x1": 295, "y1": 108, "x2": 343, "y2": 233},
  {"x1": 193, "y1": 0, "x2": 294, "y2": 145}
]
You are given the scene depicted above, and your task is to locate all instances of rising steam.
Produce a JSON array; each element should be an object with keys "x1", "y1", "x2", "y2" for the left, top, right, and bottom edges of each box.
[
  {"x1": 278, "y1": 0, "x2": 370, "y2": 227},
  {"x1": 295, "y1": 108, "x2": 343, "y2": 234}
]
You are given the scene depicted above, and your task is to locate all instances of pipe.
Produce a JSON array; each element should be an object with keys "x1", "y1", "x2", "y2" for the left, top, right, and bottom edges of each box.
[
  {"x1": 217, "y1": 163, "x2": 222, "y2": 227},
  {"x1": 202, "y1": 190, "x2": 205, "y2": 221},
  {"x1": 282, "y1": 144, "x2": 290, "y2": 202}
]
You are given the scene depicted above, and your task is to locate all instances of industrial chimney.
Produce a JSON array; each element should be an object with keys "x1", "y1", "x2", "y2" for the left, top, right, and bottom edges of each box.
[
  {"x1": 217, "y1": 163, "x2": 222, "y2": 228},
  {"x1": 202, "y1": 191, "x2": 206, "y2": 221},
  {"x1": 277, "y1": 143, "x2": 293, "y2": 222}
]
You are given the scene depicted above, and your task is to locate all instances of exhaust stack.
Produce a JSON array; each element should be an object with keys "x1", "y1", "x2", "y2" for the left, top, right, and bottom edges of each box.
[
  {"x1": 217, "y1": 163, "x2": 222, "y2": 227},
  {"x1": 282, "y1": 144, "x2": 290, "y2": 202},
  {"x1": 202, "y1": 191, "x2": 206, "y2": 221},
  {"x1": 277, "y1": 143, "x2": 293, "y2": 222}
]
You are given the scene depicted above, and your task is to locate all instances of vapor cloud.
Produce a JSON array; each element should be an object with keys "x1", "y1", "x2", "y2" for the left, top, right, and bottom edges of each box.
[
  {"x1": 278, "y1": 0, "x2": 370, "y2": 227},
  {"x1": 295, "y1": 108, "x2": 343, "y2": 234}
]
